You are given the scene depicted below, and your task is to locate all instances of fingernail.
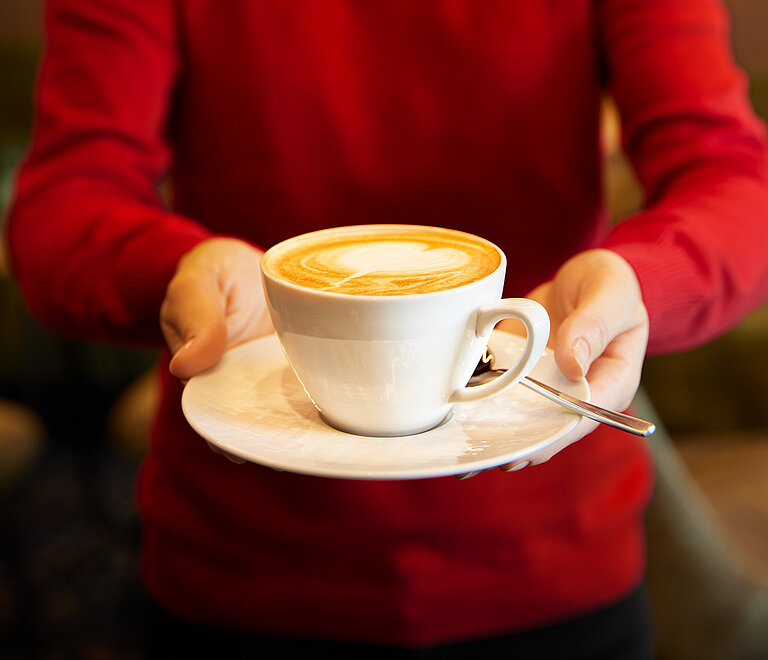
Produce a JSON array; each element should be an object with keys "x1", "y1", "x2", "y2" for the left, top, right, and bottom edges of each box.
[
  {"x1": 456, "y1": 471, "x2": 481, "y2": 480},
  {"x1": 571, "y1": 337, "x2": 590, "y2": 377},
  {"x1": 169, "y1": 340, "x2": 195, "y2": 378},
  {"x1": 170, "y1": 340, "x2": 193, "y2": 366},
  {"x1": 500, "y1": 461, "x2": 530, "y2": 472}
]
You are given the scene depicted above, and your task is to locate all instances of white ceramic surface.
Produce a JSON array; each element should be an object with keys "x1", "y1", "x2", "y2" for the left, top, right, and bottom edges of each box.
[
  {"x1": 261, "y1": 225, "x2": 549, "y2": 436},
  {"x1": 181, "y1": 330, "x2": 589, "y2": 480}
]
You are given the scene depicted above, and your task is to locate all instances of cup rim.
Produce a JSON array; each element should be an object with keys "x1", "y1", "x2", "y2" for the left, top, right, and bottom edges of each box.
[{"x1": 260, "y1": 224, "x2": 506, "y2": 301}]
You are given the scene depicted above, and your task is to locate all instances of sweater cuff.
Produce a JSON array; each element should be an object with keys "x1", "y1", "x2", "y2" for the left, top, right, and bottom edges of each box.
[
  {"x1": 600, "y1": 225, "x2": 714, "y2": 355},
  {"x1": 114, "y1": 210, "x2": 213, "y2": 345}
]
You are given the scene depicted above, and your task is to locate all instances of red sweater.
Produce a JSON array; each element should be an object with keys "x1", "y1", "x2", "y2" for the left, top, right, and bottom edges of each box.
[{"x1": 8, "y1": 0, "x2": 768, "y2": 646}]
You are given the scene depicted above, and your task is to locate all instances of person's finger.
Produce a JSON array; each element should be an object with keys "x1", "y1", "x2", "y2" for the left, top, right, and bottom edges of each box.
[
  {"x1": 499, "y1": 460, "x2": 530, "y2": 472},
  {"x1": 206, "y1": 441, "x2": 247, "y2": 464},
  {"x1": 552, "y1": 254, "x2": 646, "y2": 381},
  {"x1": 576, "y1": 325, "x2": 648, "y2": 413},
  {"x1": 502, "y1": 418, "x2": 598, "y2": 468},
  {"x1": 556, "y1": 300, "x2": 647, "y2": 382},
  {"x1": 162, "y1": 276, "x2": 228, "y2": 381}
]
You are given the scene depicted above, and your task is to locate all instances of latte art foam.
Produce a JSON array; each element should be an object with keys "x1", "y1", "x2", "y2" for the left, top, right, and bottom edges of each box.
[{"x1": 263, "y1": 226, "x2": 501, "y2": 295}]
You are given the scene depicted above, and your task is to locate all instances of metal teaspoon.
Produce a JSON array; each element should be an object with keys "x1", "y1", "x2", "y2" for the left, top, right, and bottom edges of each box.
[{"x1": 468, "y1": 350, "x2": 656, "y2": 437}]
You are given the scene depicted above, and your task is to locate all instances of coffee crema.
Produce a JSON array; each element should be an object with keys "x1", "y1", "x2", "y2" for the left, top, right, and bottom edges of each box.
[{"x1": 262, "y1": 225, "x2": 502, "y2": 295}]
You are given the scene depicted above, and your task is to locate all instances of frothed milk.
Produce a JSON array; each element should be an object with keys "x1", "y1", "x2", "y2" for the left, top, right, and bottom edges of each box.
[{"x1": 261, "y1": 225, "x2": 501, "y2": 296}]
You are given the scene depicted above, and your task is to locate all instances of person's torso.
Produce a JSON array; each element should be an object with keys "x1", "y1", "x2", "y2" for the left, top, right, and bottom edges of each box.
[
  {"x1": 140, "y1": 3, "x2": 651, "y2": 645},
  {"x1": 169, "y1": 0, "x2": 608, "y2": 295}
]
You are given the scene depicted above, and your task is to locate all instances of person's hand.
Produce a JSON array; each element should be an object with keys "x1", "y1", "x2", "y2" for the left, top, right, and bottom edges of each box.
[
  {"x1": 458, "y1": 249, "x2": 649, "y2": 479},
  {"x1": 161, "y1": 237, "x2": 274, "y2": 462},
  {"x1": 161, "y1": 237, "x2": 273, "y2": 380}
]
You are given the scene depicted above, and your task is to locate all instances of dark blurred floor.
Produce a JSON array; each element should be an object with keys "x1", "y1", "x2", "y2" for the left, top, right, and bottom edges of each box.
[{"x1": 0, "y1": 442, "x2": 146, "y2": 660}]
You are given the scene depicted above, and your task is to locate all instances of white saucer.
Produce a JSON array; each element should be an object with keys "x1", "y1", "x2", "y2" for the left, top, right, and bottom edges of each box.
[{"x1": 181, "y1": 331, "x2": 589, "y2": 480}]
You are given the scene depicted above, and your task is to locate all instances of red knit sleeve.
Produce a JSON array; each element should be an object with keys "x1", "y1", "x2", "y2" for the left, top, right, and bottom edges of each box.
[
  {"x1": 596, "y1": 0, "x2": 768, "y2": 354},
  {"x1": 5, "y1": 0, "x2": 212, "y2": 346}
]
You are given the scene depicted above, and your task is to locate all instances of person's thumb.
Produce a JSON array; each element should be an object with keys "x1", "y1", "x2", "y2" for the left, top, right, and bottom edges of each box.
[
  {"x1": 552, "y1": 256, "x2": 644, "y2": 381},
  {"x1": 162, "y1": 279, "x2": 228, "y2": 381},
  {"x1": 556, "y1": 306, "x2": 612, "y2": 381}
]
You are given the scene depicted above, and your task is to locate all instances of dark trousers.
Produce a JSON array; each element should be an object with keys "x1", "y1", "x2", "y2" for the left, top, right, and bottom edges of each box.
[{"x1": 147, "y1": 583, "x2": 654, "y2": 660}]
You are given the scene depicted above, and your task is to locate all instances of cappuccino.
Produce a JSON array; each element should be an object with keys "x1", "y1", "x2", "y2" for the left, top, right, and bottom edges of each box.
[
  {"x1": 261, "y1": 225, "x2": 501, "y2": 296},
  {"x1": 261, "y1": 225, "x2": 549, "y2": 436}
]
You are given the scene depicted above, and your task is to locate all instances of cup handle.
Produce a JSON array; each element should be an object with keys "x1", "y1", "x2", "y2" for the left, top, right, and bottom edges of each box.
[{"x1": 450, "y1": 299, "x2": 550, "y2": 403}]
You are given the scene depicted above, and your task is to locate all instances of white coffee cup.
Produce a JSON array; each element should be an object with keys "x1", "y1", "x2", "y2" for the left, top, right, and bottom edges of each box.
[{"x1": 261, "y1": 225, "x2": 549, "y2": 437}]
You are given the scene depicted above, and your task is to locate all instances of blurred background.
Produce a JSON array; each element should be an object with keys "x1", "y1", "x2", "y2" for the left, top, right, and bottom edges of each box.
[
  {"x1": 1, "y1": 2, "x2": 160, "y2": 658},
  {"x1": 1, "y1": 1, "x2": 767, "y2": 658}
]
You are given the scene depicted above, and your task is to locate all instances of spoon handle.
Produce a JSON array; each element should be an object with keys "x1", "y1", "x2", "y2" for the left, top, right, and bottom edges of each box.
[{"x1": 522, "y1": 376, "x2": 655, "y2": 437}]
